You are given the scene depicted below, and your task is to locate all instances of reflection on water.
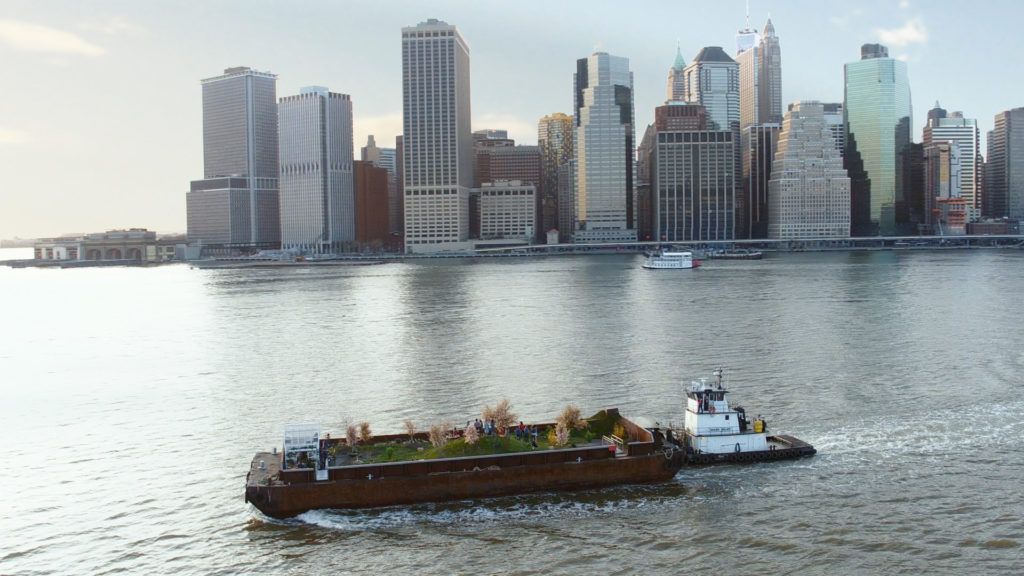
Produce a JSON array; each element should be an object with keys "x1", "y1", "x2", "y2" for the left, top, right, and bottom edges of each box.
[{"x1": 1, "y1": 250, "x2": 1023, "y2": 574}]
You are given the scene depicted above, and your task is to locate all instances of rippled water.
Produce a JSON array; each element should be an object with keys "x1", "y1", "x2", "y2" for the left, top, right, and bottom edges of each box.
[{"x1": 1, "y1": 249, "x2": 1022, "y2": 574}]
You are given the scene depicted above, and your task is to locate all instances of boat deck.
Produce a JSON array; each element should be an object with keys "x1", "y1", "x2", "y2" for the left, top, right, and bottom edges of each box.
[{"x1": 247, "y1": 452, "x2": 282, "y2": 487}]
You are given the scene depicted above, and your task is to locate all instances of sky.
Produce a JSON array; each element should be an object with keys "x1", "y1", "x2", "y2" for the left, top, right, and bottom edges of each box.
[{"x1": 1, "y1": 0, "x2": 1021, "y2": 238}]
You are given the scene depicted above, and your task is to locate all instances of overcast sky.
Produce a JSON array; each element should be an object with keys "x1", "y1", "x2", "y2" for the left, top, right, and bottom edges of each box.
[{"x1": 1, "y1": 0, "x2": 1020, "y2": 237}]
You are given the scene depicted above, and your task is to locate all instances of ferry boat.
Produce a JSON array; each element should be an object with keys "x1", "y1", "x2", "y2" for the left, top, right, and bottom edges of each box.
[
  {"x1": 642, "y1": 250, "x2": 701, "y2": 269},
  {"x1": 678, "y1": 369, "x2": 816, "y2": 464}
]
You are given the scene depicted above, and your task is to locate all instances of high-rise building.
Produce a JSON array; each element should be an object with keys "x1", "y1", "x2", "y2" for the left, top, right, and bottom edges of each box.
[
  {"x1": 757, "y1": 18, "x2": 782, "y2": 125},
  {"x1": 923, "y1": 141, "x2": 964, "y2": 234},
  {"x1": 844, "y1": 43, "x2": 912, "y2": 235},
  {"x1": 362, "y1": 135, "x2": 400, "y2": 236},
  {"x1": 187, "y1": 66, "x2": 280, "y2": 250},
  {"x1": 666, "y1": 45, "x2": 687, "y2": 101},
  {"x1": 557, "y1": 161, "x2": 575, "y2": 243},
  {"x1": 353, "y1": 160, "x2": 391, "y2": 246},
  {"x1": 923, "y1": 104, "x2": 980, "y2": 211},
  {"x1": 767, "y1": 101, "x2": 850, "y2": 239},
  {"x1": 986, "y1": 107, "x2": 1024, "y2": 219},
  {"x1": 654, "y1": 102, "x2": 708, "y2": 131},
  {"x1": 683, "y1": 47, "x2": 740, "y2": 133},
  {"x1": 394, "y1": 135, "x2": 404, "y2": 233},
  {"x1": 743, "y1": 123, "x2": 781, "y2": 238},
  {"x1": 574, "y1": 52, "x2": 636, "y2": 243},
  {"x1": 401, "y1": 19, "x2": 472, "y2": 253},
  {"x1": 538, "y1": 113, "x2": 574, "y2": 237},
  {"x1": 474, "y1": 143, "x2": 541, "y2": 188},
  {"x1": 821, "y1": 103, "x2": 845, "y2": 153},
  {"x1": 278, "y1": 87, "x2": 354, "y2": 254},
  {"x1": 653, "y1": 130, "x2": 736, "y2": 241}
]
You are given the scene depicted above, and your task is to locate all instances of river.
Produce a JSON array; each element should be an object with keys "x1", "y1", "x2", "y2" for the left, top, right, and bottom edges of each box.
[{"x1": 1, "y1": 248, "x2": 1022, "y2": 574}]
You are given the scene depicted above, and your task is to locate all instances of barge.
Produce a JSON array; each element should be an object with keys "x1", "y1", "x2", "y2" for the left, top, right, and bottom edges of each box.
[{"x1": 245, "y1": 372, "x2": 815, "y2": 518}]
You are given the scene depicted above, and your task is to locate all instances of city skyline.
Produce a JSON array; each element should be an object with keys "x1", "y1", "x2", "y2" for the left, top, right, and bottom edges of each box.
[{"x1": 1, "y1": 0, "x2": 1021, "y2": 237}]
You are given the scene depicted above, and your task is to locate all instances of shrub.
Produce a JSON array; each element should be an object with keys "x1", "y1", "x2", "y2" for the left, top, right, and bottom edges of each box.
[
  {"x1": 346, "y1": 424, "x2": 359, "y2": 450},
  {"x1": 546, "y1": 427, "x2": 557, "y2": 446},
  {"x1": 429, "y1": 421, "x2": 450, "y2": 448},
  {"x1": 403, "y1": 419, "x2": 416, "y2": 441},
  {"x1": 482, "y1": 399, "x2": 517, "y2": 436},
  {"x1": 612, "y1": 423, "x2": 626, "y2": 440},
  {"x1": 358, "y1": 421, "x2": 372, "y2": 443},
  {"x1": 555, "y1": 422, "x2": 570, "y2": 447},
  {"x1": 556, "y1": 405, "x2": 587, "y2": 431},
  {"x1": 464, "y1": 423, "x2": 480, "y2": 445}
]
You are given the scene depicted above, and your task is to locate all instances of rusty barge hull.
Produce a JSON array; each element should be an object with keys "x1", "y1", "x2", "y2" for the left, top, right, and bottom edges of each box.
[{"x1": 246, "y1": 445, "x2": 683, "y2": 519}]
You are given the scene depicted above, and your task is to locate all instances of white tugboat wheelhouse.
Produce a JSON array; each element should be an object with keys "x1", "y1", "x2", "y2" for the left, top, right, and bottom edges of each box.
[{"x1": 683, "y1": 369, "x2": 770, "y2": 455}]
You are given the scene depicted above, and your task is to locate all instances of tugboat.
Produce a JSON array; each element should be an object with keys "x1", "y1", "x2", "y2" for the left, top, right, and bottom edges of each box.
[
  {"x1": 642, "y1": 249, "x2": 701, "y2": 269},
  {"x1": 678, "y1": 369, "x2": 815, "y2": 464}
]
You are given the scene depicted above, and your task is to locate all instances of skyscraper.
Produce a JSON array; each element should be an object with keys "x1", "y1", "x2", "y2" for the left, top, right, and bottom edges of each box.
[
  {"x1": 822, "y1": 103, "x2": 846, "y2": 153},
  {"x1": 186, "y1": 66, "x2": 280, "y2": 250},
  {"x1": 573, "y1": 52, "x2": 636, "y2": 243},
  {"x1": 278, "y1": 87, "x2": 354, "y2": 254},
  {"x1": 538, "y1": 113, "x2": 574, "y2": 236},
  {"x1": 986, "y1": 107, "x2": 1024, "y2": 219},
  {"x1": 923, "y1": 105, "x2": 980, "y2": 211},
  {"x1": 757, "y1": 18, "x2": 782, "y2": 125},
  {"x1": 743, "y1": 123, "x2": 780, "y2": 238},
  {"x1": 683, "y1": 47, "x2": 740, "y2": 133},
  {"x1": 768, "y1": 102, "x2": 850, "y2": 239},
  {"x1": 844, "y1": 43, "x2": 912, "y2": 235},
  {"x1": 653, "y1": 128, "x2": 736, "y2": 241},
  {"x1": 923, "y1": 141, "x2": 965, "y2": 234},
  {"x1": 666, "y1": 45, "x2": 687, "y2": 101},
  {"x1": 401, "y1": 19, "x2": 473, "y2": 253}
]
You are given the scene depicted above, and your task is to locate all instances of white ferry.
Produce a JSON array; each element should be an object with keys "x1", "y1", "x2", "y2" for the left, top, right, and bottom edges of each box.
[
  {"x1": 676, "y1": 369, "x2": 815, "y2": 464},
  {"x1": 642, "y1": 250, "x2": 701, "y2": 269}
]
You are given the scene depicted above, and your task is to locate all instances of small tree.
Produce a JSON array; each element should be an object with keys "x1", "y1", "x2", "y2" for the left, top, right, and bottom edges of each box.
[
  {"x1": 482, "y1": 399, "x2": 517, "y2": 436},
  {"x1": 557, "y1": 405, "x2": 587, "y2": 431},
  {"x1": 358, "y1": 421, "x2": 372, "y2": 444},
  {"x1": 429, "y1": 421, "x2": 450, "y2": 448},
  {"x1": 403, "y1": 419, "x2": 417, "y2": 441},
  {"x1": 346, "y1": 424, "x2": 359, "y2": 451},
  {"x1": 554, "y1": 422, "x2": 570, "y2": 447},
  {"x1": 463, "y1": 423, "x2": 480, "y2": 445}
]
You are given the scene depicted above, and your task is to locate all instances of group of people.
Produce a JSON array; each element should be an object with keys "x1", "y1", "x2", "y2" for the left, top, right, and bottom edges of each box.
[{"x1": 466, "y1": 419, "x2": 540, "y2": 447}]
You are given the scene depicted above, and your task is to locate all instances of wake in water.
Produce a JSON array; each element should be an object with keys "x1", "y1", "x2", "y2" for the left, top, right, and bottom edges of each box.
[{"x1": 284, "y1": 483, "x2": 695, "y2": 531}]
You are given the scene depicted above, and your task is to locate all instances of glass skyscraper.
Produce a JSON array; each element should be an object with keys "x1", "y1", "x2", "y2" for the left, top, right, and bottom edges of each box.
[
  {"x1": 573, "y1": 52, "x2": 636, "y2": 243},
  {"x1": 844, "y1": 43, "x2": 912, "y2": 235}
]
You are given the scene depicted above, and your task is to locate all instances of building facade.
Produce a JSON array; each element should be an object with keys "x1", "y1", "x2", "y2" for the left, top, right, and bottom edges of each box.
[
  {"x1": 654, "y1": 130, "x2": 736, "y2": 241},
  {"x1": 923, "y1": 105, "x2": 980, "y2": 212},
  {"x1": 743, "y1": 123, "x2": 781, "y2": 239},
  {"x1": 538, "y1": 112, "x2": 574, "y2": 237},
  {"x1": 985, "y1": 107, "x2": 1024, "y2": 219},
  {"x1": 33, "y1": 229, "x2": 179, "y2": 262},
  {"x1": 401, "y1": 19, "x2": 473, "y2": 253},
  {"x1": 361, "y1": 135, "x2": 400, "y2": 235},
  {"x1": 844, "y1": 43, "x2": 912, "y2": 235},
  {"x1": 767, "y1": 102, "x2": 850, "y2": 239},
  {"x1": 187, "y1": 66, "x2": 280, "y2": 249},
  {"x1": 353, "y1": 160, "x2": 391, "y2": 246},
  {"x1": 574, "y1": 52, "x2": 637, "y2": 243},
  {"x1": 683, "y1": 47, "x2": 740, "y2": 133},
  {"x1": 278, "y1": 87, "x2": 354, "y2": 254},
  {"x1": 923, "y1": 141, "x2": 964, "y2": 234},
  {"x1": 477, "y1": 181, "x2": 536, "y2": 241}
]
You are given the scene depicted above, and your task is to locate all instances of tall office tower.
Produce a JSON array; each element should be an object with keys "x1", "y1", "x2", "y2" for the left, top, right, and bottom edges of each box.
[
  {"x1": 538, "y1": 113, "x2": 574, "y2": 236},
  {"x1": 767, "y1": 102, "x2": 850, "y2": 239},
  {"x1": 573, "y1": 52, "x2": 637, "y2": 243},
  {"x1": 902, "y1": 142, "x2": 925, "y2": 228},
  {"x1": 743, "y1": 123, "x2": 781, "y2": 238},
  {"x1": 636, "y1": 124, "x2": 657, "y2": 241},
  {"x1": 923, "y1": 141, "x2": 964, "y2": 234},
  {"x1": 666, "y1": 45, "x2": 687, "y2": 101},
  {"x1": 986, "y1": 107, "x2": 1024, "y2": 219},
  {"x1": 353, "y1": 160, "x2": 391, "y2": 245},
  {"x1": 757, "y1": 18, "x2": 782, "y2": 125},
  {"x1": 653, "y1": 130, "x2": 736, "y2": 241},
  {"x1": 474, "y1": 143, "x2": 541, "y2": 187},
  {"x1": 187, "y1": 66, "x2": 280, "y2": 250},
  {"x1": 277, "y1": 87, "x2": 354, "y2": 254},
  {"x1": 654, "y1": 102, "x2": 708, "y2": 131},
  {"x1": 683, "y1": 47, "x2": 740, "y2": 132},
  {"x1": 361, "y1": 135, "x2": 399, "y2": 235},
  {"x1": 844, "y1": 43, "x2": 912, "y2": 235},
  {"x1": 401, "y1": 19, "x2": 472, "y2": 253},
  {"x1": 821, "y1": 103, "x2": 845, "y2": 153},
  {"x1": 923, "y1": 105, "x2": 980, "y2": 211},
  {"x1": 557, "y1": 161, "x2": 575, "y2": 242},
  {"x1": 395, "y1": 135, "x2": 404, "y2": 233}
]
